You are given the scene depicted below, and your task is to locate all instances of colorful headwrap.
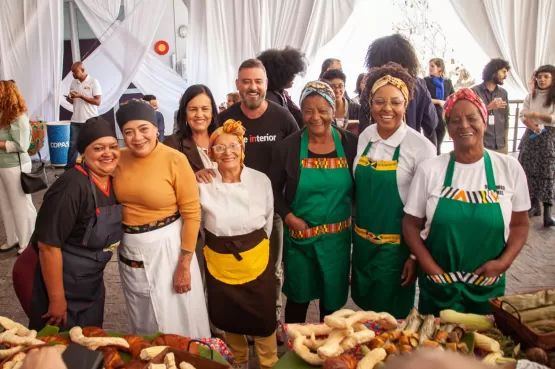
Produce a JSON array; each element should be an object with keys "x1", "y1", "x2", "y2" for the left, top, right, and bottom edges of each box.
[
  {"x1": 370, "y1": 75, "x2": 410, "y2": 107},
  {"x1": 209, "y1": 119, "x2": 246, "y2": 163},
  {"x1": 299, "y1": 80, "x2": 336, "y2": 111},
  {"x1": 444, "y1": 88, "x2": 488, "y2": 126}
]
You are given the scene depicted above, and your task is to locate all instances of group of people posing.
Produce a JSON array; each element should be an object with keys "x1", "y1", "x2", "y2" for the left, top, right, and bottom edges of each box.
[{"x1": 1, "y1": 33, "x2": 554, "y2": 369}]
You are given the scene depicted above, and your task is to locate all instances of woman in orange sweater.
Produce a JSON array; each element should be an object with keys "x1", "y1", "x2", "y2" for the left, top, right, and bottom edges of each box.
[{"x1": 113, "y1": 100, "x2": 210, "y2": 337}]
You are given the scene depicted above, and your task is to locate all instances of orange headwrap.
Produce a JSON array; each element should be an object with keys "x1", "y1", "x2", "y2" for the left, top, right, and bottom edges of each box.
[{"x1": 209, "y1": 119, "x2": 246, "y2": 163}]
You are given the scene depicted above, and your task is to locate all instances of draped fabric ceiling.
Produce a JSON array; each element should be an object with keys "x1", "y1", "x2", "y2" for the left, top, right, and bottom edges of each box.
[{"x1": 450, "y1": 0, "x2": 555, "y2": 97}]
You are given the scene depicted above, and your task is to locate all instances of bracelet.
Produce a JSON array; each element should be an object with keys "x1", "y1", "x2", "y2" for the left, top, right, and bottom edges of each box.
[{"x1": 409, "y1": 254, "x2": 417, "y2": 261}]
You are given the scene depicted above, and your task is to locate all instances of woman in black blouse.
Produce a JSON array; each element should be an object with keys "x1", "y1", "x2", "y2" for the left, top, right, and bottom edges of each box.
[
  {"x1": 269, "y1": 80, "x2": 357, "y2": 324},
  {"x1": 164, "y1": 84, "x2": 219, "y2": 172},
  {"x1": 424, "y1": 58, "x2": 455, "y2": 154}
]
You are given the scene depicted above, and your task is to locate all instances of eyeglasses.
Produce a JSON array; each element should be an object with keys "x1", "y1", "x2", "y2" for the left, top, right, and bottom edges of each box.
[
  {"x1": 371, "y1": 98, "x2": 406, "y2": 109},
  {"x1": 212, "y1": 142, "x2": 242, "y2": 154},
  {"x1": 330, "y1": 84, "x2": 345, "y2": 90}
]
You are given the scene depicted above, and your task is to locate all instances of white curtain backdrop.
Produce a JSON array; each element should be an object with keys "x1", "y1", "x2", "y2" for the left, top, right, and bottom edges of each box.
[
  {"x1": 184, "y1": 0, "x2": 357, "y2": 103},
  {"x1": 450, "y1": 0, "x2": 555, "y2": 98},
  {"x1": 0, "y1": 0, "x2": 63, "y2": 159},
  {"x1": 59, "y1": 0, "x2": 168, "y2": 128},
  {"x1": 66, "y1": 0, "x2": 187, "y2": 134}
]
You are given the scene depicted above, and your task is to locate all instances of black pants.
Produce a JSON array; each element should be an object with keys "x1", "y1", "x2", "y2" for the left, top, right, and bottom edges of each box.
[{"x1": 284, "y1": 300, "x2": 335, "y2": 324}]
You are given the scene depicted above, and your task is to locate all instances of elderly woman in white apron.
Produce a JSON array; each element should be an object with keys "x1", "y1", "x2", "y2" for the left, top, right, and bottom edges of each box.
[{"x1": 113, "y1": 100, "x2": 210, "y2": 337}]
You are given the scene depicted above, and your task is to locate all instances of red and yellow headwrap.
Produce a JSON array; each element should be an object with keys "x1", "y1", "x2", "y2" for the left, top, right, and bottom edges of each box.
[
  {"x1": 444, "y1": 88, "x2": 488, "y2": 126},
  {"x1": 370, "y1": 75, "x2": 410, "y2": 107},
  {"x1": 209, "y1": 119, "x2": 246, "y2": 162}
]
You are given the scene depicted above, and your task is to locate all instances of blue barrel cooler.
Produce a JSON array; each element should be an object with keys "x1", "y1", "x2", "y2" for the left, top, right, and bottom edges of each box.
[{"x1": 46, "y1": 121, "x2": 71, "y2": 167}]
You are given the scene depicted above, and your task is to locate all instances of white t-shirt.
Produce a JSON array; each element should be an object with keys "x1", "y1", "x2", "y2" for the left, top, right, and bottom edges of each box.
[
  {"x1": 404, "y1": 150, "x2": 531, "y2": 241},
  {"x1": 199, "y1": 166, "x2": 274, "y2": 238},
  {"x1": 69, "y1": 75, "x2": 102, "y2": 123},
  {"x1": 354, "y1": 123, "x2": 437, "y2": 204}
]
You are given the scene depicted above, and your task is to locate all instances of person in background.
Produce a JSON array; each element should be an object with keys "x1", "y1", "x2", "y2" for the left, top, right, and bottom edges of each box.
[
  {"x1": 65, "y1": 62, "x2": 102, "y2": 169},
  {"x1": 257, "y1": 46, "x2": 308, "y2": 128},
  {"x1": 352, "y1": 63, "x2": 436, "y2": 318},
  {"x1": 199, "y1": 58, "x2": 299, "y2": 345},
  {"x1": 142, "y1": 95, "x2": 165, "y2": 142},
  {"x1": 321, "y1": 69, "x2": 361, "y2": 130},
  {"x1": 270, "y1": 81, "x2": 357, "y2": 323},
  {"x1": 403, "y1": 88, "x2": 530, "y2": 316},
  {"x1": 358, "y1": 34, "x2": 438, "y2": 144},
  {"x1": 471, "y1": 58, "x2": 511, "y2": 153},
  {"x1": 219, "y1": 103, "x2": 226, "y2": 113},
  {"x1": 13, "y1": 117, "x2": 121, "y2": 329},
  {"x1": 425, "y1": 58, "x2": 455, "y2": 155},
  {"x1": 173, "y1": 94, "x2": 183, "y2": 135},
  {"x1": 518, "y1": 65, "x2": 555, "y2": 227},
  {"x1": 165, "y1": 84, "x2": 219, "y2": 173},
  {"x1": 200, "y1": 120, "x2": 277, "y2": 369},
  {"x1": 226, "y1": 92, "x2": 241, "y2": 109},
  {"x1": 114, "y1": 100, "x2": 210, "y2": 337},
  {"x1": 352, "y1": 73, "x2": 367, "y2": 104},
  {"x1": 0, "y1": 80, "x2": 37, "y2": 254},
  {"x1": 319, "y1": 58, "x2": 342, "y2": 79}
]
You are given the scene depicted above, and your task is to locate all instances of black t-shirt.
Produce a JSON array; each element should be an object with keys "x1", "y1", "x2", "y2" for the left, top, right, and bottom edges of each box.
[
  {"x1": 32, "y1": 167, "x2": 117, "y2": 248},
  {"x1": 218, "y1": 100, "x2": 299, "y2": 176}
]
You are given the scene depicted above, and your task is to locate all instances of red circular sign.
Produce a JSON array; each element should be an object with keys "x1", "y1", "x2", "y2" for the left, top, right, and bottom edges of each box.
[{"x1": 154, "y1": 40, "x2": 169, "y2": 55}]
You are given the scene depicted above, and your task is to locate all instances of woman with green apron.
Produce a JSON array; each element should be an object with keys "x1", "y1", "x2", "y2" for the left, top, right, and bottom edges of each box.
[
  {"x1": 270, "y1": 81, "x2": 358, "y2": 323},
  {"x1": 403, "y1": 88, "x2": 530, "y2": 316},
  {"x1": 352, "y1": 64, "x2": 436, "y2": 318}
]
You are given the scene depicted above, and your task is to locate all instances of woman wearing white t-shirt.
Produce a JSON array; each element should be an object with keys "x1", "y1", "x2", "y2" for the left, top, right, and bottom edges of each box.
[
  {"x1": 403, "y1": 88, "x2": 530, "y2": 316},
  {"x1": 352, "y1": 63, "x2": 436, "y2": 318},
  {"x1": 199, "y1": 120, "x2": 277, "y2": 369}
]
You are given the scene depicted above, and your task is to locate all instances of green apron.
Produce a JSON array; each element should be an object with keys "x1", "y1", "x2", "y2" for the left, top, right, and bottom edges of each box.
[
  {"x1": 352, "y1": 142, "x2": 415, "y2": 318},
  {"x1": 419, "y1": 151, "x2": 506, "y2": 316},
  {"x1": 282, "y1": 127, "x2": 353, "y2": 311}
]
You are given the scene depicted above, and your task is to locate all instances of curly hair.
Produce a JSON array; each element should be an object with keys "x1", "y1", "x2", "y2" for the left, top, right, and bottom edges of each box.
[
  {"x1": 364, "y1": 62, "x2": 416, "y2": 102},
  {"x1": 365, "y1": 34, "x2": 420, "y2": 77},
  {"x1": 482, "y1": 58, "x2": 511, "y2": 82},
  {"x1": 321, "y1": 68, "x2": 347, "y2": 83},
  {"x1": 0, "y1": 80, "x2": 27, "y2": 129},
  {"x1": 176, "y1": 84, "x2": 219, "y2": 140},
  {"x1": 257, "y1": 47, "x2": 308, "y2": 90},
  {"x1": 532, "y1": 64, "x2": 555, "y2": 108}
]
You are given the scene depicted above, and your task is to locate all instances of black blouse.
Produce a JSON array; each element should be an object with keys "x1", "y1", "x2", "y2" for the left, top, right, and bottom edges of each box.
[{"x1": 268, "y1": 126, "x2": 358, "y2": 219}]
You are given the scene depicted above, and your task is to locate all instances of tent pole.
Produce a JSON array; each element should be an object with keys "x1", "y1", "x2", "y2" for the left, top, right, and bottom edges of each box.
[{"x1": 68, "y1": 0, "x2": 81, "y2": 62}]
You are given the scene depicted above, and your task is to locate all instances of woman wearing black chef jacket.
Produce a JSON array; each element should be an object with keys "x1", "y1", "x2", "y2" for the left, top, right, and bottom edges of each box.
[
  {"x1": 13, "y1": 117, "x2": 122, "y2": 330},
  {"x1": 269, "y1": 80, "x2": 357, "y2": 323}
]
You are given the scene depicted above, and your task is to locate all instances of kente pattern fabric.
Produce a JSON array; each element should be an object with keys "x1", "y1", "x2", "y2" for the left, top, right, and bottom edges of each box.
[
  {"x1": 289, "y1": 217, "x2": 352, "y2": 240},
  {"x1": 357, "y1": 157, "x2": 398, "y2": 171},
  {"x1": 370, "y1": 75, "x2": 410, "y2": 106},
  {"x1": 443, "y1": 87, "x2": 488, "y2": 126},
  {"x1": 427, "y1": 272, "x2": 503, "y2": 286},
  {"x1": 354, "y1": 224, "x2": 401, "y2": 245},
  {"x1": 299, "y1": 80, "x2": 336, "y2": 111},
  {"x1": 441, "y1": 186, "x2": 499, "y2": 204},
  {"x1": 300, "y1": 157, "x2": 348, "y2": 169}
]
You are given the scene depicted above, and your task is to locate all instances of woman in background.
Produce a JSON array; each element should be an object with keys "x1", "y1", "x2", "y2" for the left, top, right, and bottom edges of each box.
[
  {"x1": 257, "y1": 46, "x2": 308, "y2": 128},
  {"x1": 164, "y1": 84, "x2": 219, "y2": 173},
  {"x1": 518, "y1": 64, "x2": 555, "y2": 227},
  {"x1": 321, "y1": 69, "x2": 361, "y2": 130},
  {"x1": 0, "y1": 80, "x2": 36, "y2": 254},
  {"x1": 226, "y1": 92, "x2": 240, "y2": 109},
  {"x1": 425, "y1": 58, "x2": 455, "y2": 155},
  {"x1": 352, "y1": 73, "x2": 367, "y2": 104}
]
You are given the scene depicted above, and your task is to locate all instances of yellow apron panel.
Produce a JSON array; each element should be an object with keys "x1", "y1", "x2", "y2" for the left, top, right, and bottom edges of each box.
[{"x1": 204, "y1": 238, "x2": 269, "y2": 285}]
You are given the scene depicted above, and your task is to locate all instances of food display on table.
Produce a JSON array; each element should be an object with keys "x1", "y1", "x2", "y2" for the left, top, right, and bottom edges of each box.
[{"x1": 0, "y1": 316, "x2": 231, "y2": 369}]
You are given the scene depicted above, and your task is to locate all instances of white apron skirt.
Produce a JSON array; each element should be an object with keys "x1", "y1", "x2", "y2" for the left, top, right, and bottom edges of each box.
[{"x1": 119, "y1": 218, "x2": 210, "y2": 337}]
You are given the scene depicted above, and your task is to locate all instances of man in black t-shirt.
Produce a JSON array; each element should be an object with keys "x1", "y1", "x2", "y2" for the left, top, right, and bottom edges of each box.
[{"x1": 218, "y1": 58, "x2": 299, "y2": 344}]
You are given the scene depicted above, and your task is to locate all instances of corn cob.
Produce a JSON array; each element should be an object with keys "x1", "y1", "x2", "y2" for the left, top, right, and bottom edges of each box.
[{"x1": 474, "y1": 332, "x2": 501, "y2": 353}]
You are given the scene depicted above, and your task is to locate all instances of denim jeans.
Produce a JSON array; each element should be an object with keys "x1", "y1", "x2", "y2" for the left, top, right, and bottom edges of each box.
[{"x1": 66, "y1": 123, "x2": 82, "y2": 168}]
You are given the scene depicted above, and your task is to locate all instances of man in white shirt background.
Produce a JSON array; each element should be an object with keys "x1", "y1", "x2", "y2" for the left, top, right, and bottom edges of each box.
[{"x1": 65, "y1": 62, "x2": 102, "y2": 169}]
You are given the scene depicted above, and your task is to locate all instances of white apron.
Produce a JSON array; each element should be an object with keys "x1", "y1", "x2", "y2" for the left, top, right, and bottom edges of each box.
[{"x1": 119, "y1": 218, "x2": 210, "y2": 337}]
